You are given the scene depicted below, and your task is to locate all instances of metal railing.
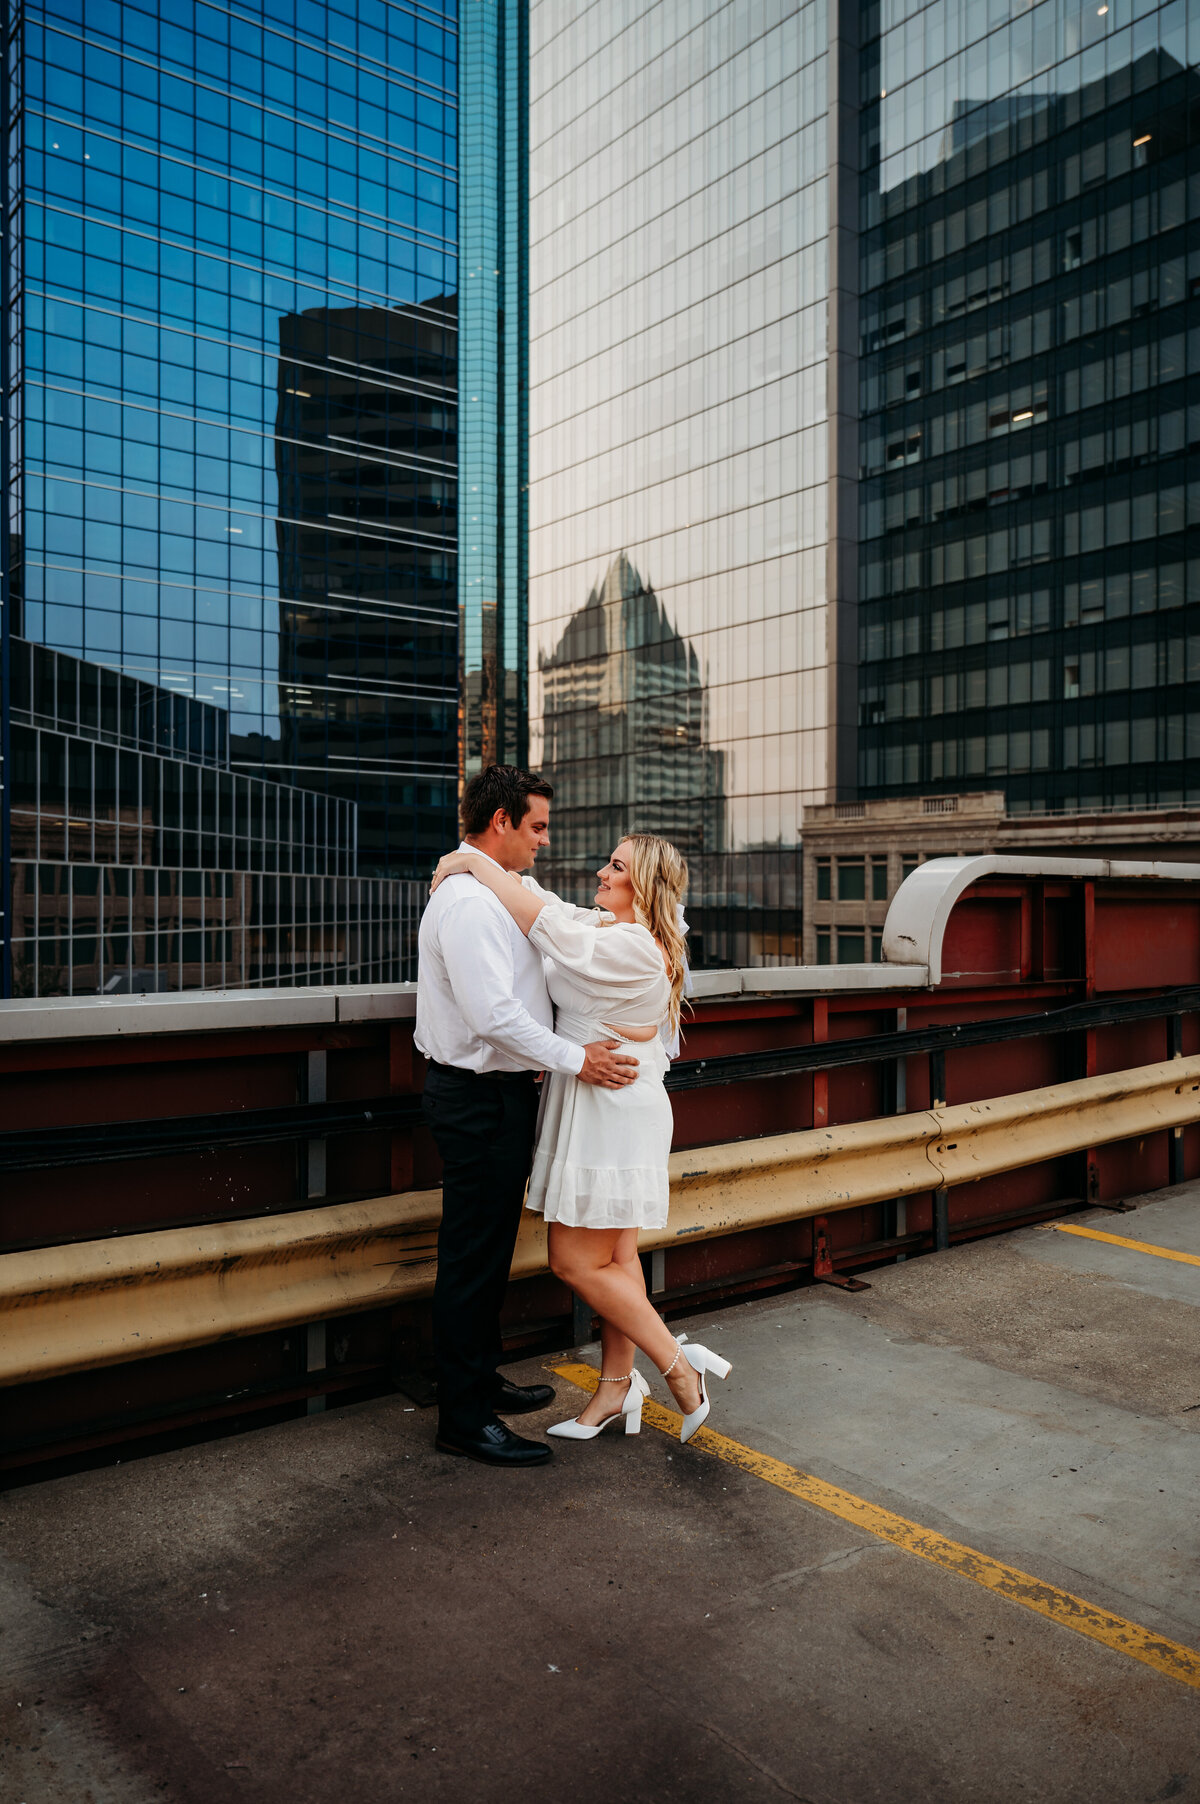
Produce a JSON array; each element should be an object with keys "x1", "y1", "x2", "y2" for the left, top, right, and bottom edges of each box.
[
  {"x1": 5, "y1": 1050, "x2": 1199, "y2": 1389},
  {"x1": 3, "y1": 983, "x2": 1196, "y2": 1176}
]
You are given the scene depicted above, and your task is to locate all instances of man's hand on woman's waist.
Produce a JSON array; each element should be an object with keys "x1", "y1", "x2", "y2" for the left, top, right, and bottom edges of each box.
[{"x1": 578, "y1": 1040, "x2": 639, "y2": 1088}]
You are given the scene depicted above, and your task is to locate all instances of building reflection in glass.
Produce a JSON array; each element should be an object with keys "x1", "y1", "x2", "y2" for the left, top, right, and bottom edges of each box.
[
  {"x1": 858, "y1": 33, "x2": 1200, "y2": 813},
  {"x1": 534, "y1": 552, "x2": 745, "y2": 966},
  {"x1": 6, "y1": 639, "x2": 420, "y2": 997},
  {"x1": 528, "y1": 0, "x2": 824, "y2": 967},
  {"x1": 272, "y1": 300, "x2": 458, "y2": 878}
]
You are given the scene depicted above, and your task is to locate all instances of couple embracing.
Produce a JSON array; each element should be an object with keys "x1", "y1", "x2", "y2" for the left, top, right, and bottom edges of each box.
[{"x1": 415, "y1": 764, "x2": 731, "y2": 1468}]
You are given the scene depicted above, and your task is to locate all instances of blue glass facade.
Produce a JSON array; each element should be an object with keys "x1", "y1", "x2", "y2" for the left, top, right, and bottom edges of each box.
[
  {"x1": 1, "y1": 0, "x2": 461, "y2": 994},
  {"x1": 457, "y1": 0, "x2": 527, "y2": 778}
]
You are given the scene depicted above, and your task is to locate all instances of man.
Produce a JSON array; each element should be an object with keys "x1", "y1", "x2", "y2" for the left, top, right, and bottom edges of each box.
[{"x1": 415, "y1": 765, "x2": 639, "y2": 1467}]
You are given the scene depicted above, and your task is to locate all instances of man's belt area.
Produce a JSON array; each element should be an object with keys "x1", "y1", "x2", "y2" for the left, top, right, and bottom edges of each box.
[{"x1": 426, "y1": 1060, "x2": 536, "y2": 1084}]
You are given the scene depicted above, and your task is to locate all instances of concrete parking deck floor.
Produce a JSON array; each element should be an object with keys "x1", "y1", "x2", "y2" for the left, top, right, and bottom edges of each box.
[{"x1": 3, "y1": 1185, "x2": 1199, "y2": 1804}]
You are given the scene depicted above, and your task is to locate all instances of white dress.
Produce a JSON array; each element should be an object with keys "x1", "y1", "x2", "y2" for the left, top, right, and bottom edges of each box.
[{"x1": 524, "y1": 905, "x2": 674, "y2": 1231}]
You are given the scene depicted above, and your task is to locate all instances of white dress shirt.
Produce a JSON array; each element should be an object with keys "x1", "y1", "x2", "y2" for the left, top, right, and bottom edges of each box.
[{"x1": 414, "y1": 844, "x2": 587, "y2": 1076}]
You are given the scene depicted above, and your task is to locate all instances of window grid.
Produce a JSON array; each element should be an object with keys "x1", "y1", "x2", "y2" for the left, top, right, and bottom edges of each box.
[
  {"x1": 4, "y1": 0, "x2": 465, "y2": 991},
  {"x1": 857, "y1": 0, "x2": 1200, "y2": 813}
]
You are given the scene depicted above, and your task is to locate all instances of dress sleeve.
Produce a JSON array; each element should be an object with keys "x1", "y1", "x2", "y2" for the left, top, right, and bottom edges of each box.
[
  {"x1": 520, "y1": 874, "x2": 595, "y2": 920},
  {"x1": 527, "y1": 907, "x2": 667, "y2": 1008}
]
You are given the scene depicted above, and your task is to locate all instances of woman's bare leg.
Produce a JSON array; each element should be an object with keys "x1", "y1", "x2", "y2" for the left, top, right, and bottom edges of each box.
[
  {"x1": 575, "y1": 1231, "x2": 640, "y2": 1426},
  {"x1": 551, "y1": 1223, "x2": 701, "y2": 1418}
]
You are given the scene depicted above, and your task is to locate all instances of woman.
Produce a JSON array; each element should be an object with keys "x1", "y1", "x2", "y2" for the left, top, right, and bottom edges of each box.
[{"x1": 429, "y1": 833, "x2": 731, "y2": 1444}]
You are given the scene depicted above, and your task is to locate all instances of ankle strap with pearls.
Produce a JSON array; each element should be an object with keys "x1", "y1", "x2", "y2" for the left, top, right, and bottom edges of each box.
[{"x1": 598, "y1": 1370, "x2": 634, "y2": 1382}]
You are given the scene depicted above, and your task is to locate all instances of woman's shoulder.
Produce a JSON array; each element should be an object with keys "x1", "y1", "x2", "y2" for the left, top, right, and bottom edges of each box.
[
  {"x1": 598, "y1": 915, "x2": 656, "y2": 942},
  {"x1": 603, "y1": 918, "x2": 670, "y2": 970}
]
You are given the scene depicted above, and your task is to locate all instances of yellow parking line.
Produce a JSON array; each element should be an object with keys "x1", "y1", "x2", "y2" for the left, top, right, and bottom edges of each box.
[
  {"x1": 1037, "y1": 1222, "x2": 1200, "y2": 1268},
  {"x1": 553, "y1": 1360, "x2": 1200, "y2": 1692}
]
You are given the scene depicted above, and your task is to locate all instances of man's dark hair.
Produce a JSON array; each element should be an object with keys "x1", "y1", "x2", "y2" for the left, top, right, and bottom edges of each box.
[{"x1": 460, "y1": 765, "x2": 554, "y2": 836}]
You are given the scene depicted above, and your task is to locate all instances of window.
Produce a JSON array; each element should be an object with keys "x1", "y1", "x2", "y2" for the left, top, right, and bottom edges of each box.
[
  {"x1": 871, "y1": 929, "x2": 884, "y2": 962},
  {"x1": 816, "y1": 929, "x2": 831, "y2": 965},
  {"x1": 901, "y1": 855, "x2": 919, "y2": 881},
  {"x1": 837, "y1": 931, "x2": 866, "y2": 963},
  {"x1": 837, "y1": 859, "x2": 865, "y2": 901},
  {"x1": 871, "y1": 860, "x2": 888, "y2": 901},
  {"x1": 816, "y1": 857, "x2": 831, "y2": 901}
]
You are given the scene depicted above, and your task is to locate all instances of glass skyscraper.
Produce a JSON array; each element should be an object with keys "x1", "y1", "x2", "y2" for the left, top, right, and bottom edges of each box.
[
  {"x1": 457, "y1": 0, "x2": 528, "y2": 780},
  {"x1": 527, "y1": 0, "x2": 1199, "y2": 964},
  {"x1": 526, "y1": 0, "x2": 831, "y2": 966},
  {"x1": 1, "y1": 0, "x2": 460, "y2": 995},
  {"x1": 857, "y1": 0, "x2": 1200, "y2": 812}
]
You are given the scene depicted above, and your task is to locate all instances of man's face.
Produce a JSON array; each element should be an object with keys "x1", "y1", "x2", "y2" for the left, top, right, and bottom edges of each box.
[{"x1": 502, "y1": 799, "x2": 551, "y2": 871}]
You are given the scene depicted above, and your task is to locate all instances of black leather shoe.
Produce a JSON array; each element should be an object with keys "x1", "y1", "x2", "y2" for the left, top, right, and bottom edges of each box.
[
  {"x1": 493, "y1": 1379, "x2": 555, "y2": 1415},
  {"x1": 435, "y1": 1418, "x2": 553, "y2": 1467}
]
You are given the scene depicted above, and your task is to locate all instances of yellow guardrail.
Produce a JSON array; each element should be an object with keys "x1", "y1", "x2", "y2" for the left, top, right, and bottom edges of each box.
[{"x1": 3, "y1": 1054, "x2": 1199, "y2": 1387}]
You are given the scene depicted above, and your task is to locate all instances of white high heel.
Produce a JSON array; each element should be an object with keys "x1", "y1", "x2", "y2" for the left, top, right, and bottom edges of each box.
[
  {"x1": 663, "y1": 1334, "x2": 732, "y2": 1444},
  {"x1": 547, "y1": 1367, "x2": 649, "y2": 1439}
]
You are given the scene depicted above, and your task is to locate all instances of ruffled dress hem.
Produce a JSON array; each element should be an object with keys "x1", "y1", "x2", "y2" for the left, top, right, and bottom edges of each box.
[{"x1": 526, "y1": 1154, "x2": 669, "y2": 1231}]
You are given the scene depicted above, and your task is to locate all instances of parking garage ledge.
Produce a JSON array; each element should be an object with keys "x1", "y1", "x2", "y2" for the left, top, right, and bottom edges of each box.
[{"x1": 0, "y1": 964, "x2": 932, "y2": 1043}]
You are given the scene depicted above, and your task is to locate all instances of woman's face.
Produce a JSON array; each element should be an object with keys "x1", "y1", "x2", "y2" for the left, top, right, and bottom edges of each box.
[{"x1": 595, "y1": 840, "x2": 636, "y2": 916}]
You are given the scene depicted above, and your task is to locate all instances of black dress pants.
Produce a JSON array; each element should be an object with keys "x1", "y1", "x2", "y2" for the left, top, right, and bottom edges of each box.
[{"x1": 422, "y1": 1062, "x2": 540, "y2": 1433}]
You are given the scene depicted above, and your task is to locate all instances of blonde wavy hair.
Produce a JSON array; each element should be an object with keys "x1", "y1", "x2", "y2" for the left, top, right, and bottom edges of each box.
[{"x1": 623, "y1": 833, "x2": 689, "y2": 1035}]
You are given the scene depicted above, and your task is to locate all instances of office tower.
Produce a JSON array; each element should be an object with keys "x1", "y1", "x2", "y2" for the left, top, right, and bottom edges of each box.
[
  {"x1": 857, "y1": 0, "x2": 1199, "y2": 813},
  {"x1": 271, "y1": 294, "x2": 457, "y2": 875},
  {"x1": 526, "y1": 1, "x2": 834, "y2": 966},
  {"x1": 458, "y1": 0, "x2": 528, "y2": 779},
  {"x1": 526, "y1": 0, "x2": 1199, "y2": 965},
  {"x1": 1, "y1": 0, "x2": 459, "y2": 995}
]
